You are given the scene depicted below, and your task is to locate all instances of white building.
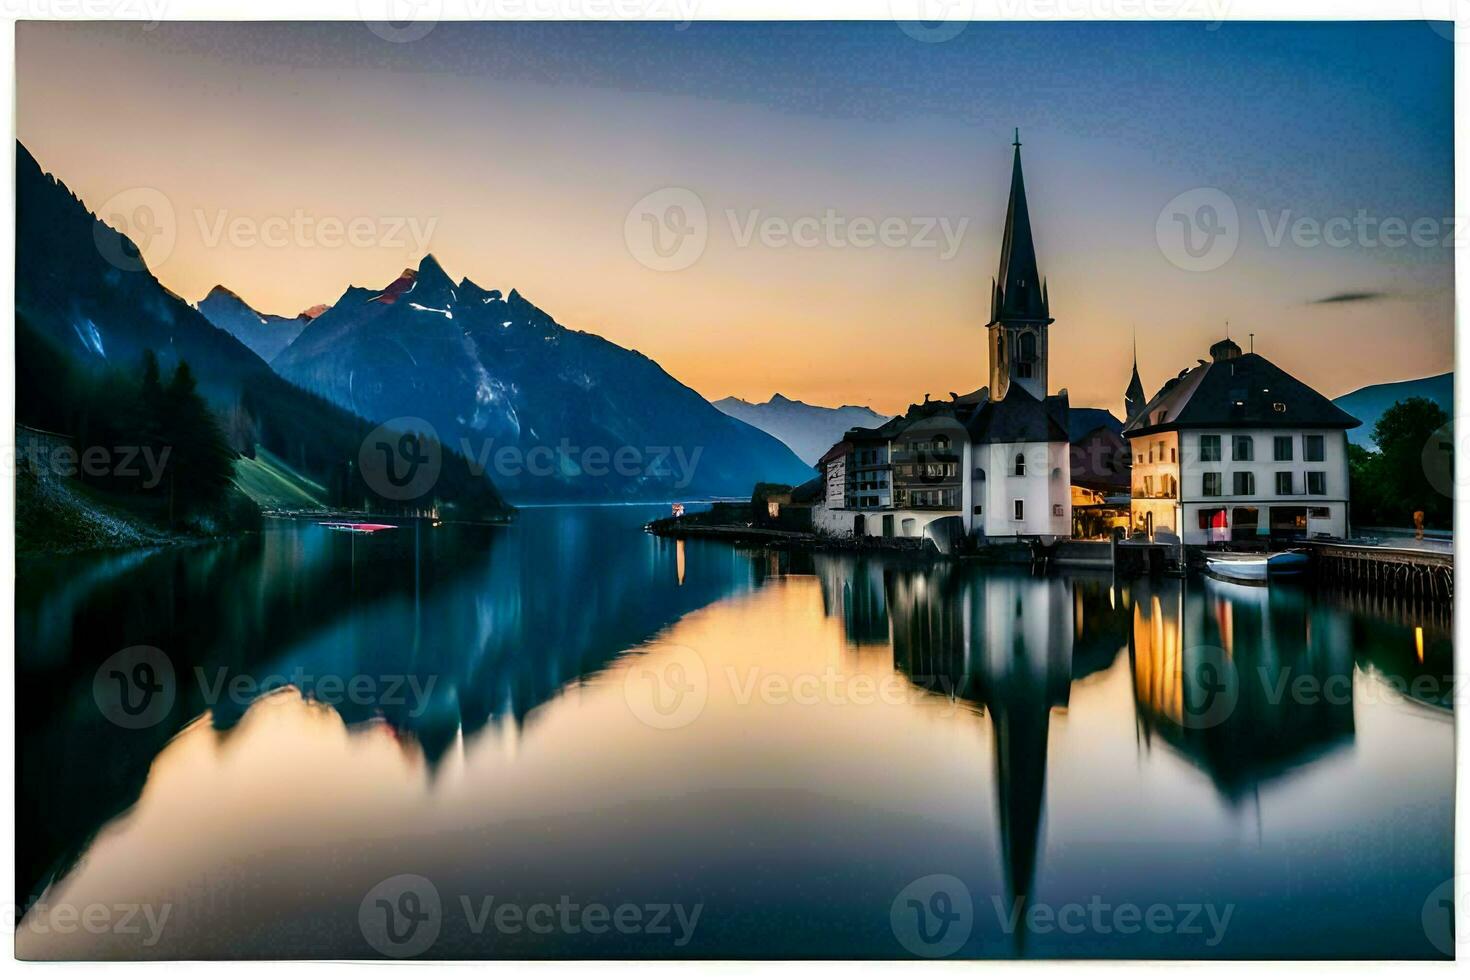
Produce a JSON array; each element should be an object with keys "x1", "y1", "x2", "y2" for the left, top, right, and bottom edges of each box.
[
  {"x1": 1125, "y1": 337, "x2": 1360, "y2": 545},
  {"x1": 812, "y1": 134, "x2": 1072, "y2": 545}
]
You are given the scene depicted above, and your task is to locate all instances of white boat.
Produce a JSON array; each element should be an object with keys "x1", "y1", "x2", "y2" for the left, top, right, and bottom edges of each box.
[{"x1": 1204, "y1": 550, "x2": 1309, "y2": 583}]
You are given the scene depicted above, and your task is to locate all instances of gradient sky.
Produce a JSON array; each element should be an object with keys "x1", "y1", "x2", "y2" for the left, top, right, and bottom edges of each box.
[{"x1": 17, "y1": 20, "x2": 1454, "y2": 416}]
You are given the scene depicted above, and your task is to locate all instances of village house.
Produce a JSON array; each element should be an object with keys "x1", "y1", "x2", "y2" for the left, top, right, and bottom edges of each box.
[
  {"x1": 1123, "y1": 337, "x2": 1360, "y2": 545},
  {"x1": 812, "y1": 134, "x2": 1073, "y2": 546}
]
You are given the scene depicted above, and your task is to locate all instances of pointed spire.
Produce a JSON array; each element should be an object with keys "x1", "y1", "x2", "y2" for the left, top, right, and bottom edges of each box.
[
  {"x1": 1125, "y1": 324, "x2": 1147, "y2": 423},
  {"x1": 990, "y1": 133, "x2": 1051, "y2": 326}
]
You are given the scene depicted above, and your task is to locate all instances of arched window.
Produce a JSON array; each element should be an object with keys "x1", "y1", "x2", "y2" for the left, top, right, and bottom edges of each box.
[
  {"x1": 1016, "y1": 331, "x2": 1037, "y2": 378},
  {"x1": 1014, "y1": 453, "x2": 1026, "y2": 477}
]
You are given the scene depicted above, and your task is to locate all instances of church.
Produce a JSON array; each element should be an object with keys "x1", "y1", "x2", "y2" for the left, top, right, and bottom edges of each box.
[{"x1": 812, "y1": 134, "x2": 1073, "y2": 547}]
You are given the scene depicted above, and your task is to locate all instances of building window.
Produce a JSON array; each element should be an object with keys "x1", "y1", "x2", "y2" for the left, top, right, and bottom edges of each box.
[
  {"x1": 1233, "y1": 435, "x2": 1254, "y2": 461},
  {"x1": 1308, "y1": 506, "x2": 1330, "y2": 519},
  {"x1": 1274, "y1": 436, "x2": 1293, "y2": 461},
  {"x1": 1013, "y1": 499, "x2": 1025, "y2": 521},
  {"x1": 1199, "y1": 434, "x2": 1221, "y2": 462},
  {"x1": 1202, "y1": 472, "x2": 1222, "y2": 497},
  {"x1": 1307, "y1": 471, "x2": 1326, "y2": 495},
  {"x1": 1276, "y1": 472, "x2": 1293, "y2": 495},
  {"x1": 1014, "y1": 453, "x2": 1026, "y2": 477},
  {"x1": 972, "y1": 505, "x2": 983, "y2": 516},
  {"x1": 1233, "y1": 472, "x2": 1255, "y2": 495},
  {"x1": 1305, "y1": 435, "x2": 1325, "y2": 462},
  {"x1": 973, "y1": 467, "x2": 985, "y2": 480},
  {"x1": 1170, "y1": 447, "x2": 1177, "y2": 463},
  {"x1": 1143, "y1": 475, "x2": 1154, "y2": 496}
]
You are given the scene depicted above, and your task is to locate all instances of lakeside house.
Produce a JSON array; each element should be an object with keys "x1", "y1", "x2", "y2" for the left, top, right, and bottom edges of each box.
[
  {"x1": 811, "y1": 134, "x2": 1073, "y2": 546},
  {"x1": 1123, "y1": 337, "x2": 1360, "y2": 545}
]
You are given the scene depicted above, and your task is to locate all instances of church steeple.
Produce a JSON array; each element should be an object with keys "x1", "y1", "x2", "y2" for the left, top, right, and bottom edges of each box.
[
  {"x1": 988, "y1": 131, "x2": 1054, "y2": 401},
  {"x1": 1125, "y1": 333, "x2": 1147, "y2": 424}
]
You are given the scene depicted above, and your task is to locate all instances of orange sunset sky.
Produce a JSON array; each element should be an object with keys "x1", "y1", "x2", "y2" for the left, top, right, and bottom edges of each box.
[{"x1": 17, "y1": 21, "x2": 1454, "y2": 417}]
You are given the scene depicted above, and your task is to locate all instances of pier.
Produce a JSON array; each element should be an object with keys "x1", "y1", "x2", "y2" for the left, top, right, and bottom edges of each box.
[{"x1": 1305, "y1": 536, "x2": 1453, "y2": 603}]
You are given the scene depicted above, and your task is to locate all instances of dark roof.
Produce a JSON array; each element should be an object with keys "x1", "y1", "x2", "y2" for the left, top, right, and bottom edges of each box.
[
  {"x1": 1067, "y1": 407, "x2": 1123, "y2": 443},
  {"x1": 965, "y1": 385, "x2": 1070, "y2": 444},
  {"x1": 1124, "y1": 349, "x2": 1360, "y2": 436},
  {"x1": 791, "y1": 476, "x2": 824, "y2": 504}
]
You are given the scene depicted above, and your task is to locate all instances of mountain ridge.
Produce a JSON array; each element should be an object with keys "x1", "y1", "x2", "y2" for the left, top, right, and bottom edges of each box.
[{"x1": 272, "y1": 254, "x2": 813, "y2": 502}]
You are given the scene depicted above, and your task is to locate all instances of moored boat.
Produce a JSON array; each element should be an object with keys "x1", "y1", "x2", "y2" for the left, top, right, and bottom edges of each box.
[{"x1": 1204, "y1": 549, "x2": 1308, "y2": 583}]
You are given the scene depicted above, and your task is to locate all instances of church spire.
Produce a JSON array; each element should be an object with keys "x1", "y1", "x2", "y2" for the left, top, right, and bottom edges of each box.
[
  {"x1": 1125, "y1": 326, "x2": 1147, "y2": 423},
  {"x1": 990, "y1": 132, "x2": 1051, "y2": 327}
]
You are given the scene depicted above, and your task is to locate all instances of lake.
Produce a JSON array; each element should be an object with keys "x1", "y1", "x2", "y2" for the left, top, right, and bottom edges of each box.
[{"x1": 15, "y1": 505, "x2": 1455, "y2": 959}]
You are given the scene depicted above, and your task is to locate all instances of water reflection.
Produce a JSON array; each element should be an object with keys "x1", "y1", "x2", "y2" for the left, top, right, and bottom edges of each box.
[{"x1": 16, "y1": 509, "x2": 1454, "y2": 959}]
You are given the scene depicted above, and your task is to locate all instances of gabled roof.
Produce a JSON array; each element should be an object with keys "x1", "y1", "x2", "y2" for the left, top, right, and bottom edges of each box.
[
  {"x1": 1124, "y1": 346, "x2": 1360, "y2": 437},
  {"x1": 964, "y1": 385, "x2": 1070, "y2": 444}
]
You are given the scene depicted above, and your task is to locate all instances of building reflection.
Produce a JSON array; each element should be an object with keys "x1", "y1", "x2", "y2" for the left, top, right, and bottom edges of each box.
[
  {"x1": 816, "y1": 557, "x2": 1130, "y2": 951},
  {"x1": 1128, "y1": 576, "x2": 1356, "y2": 804}
]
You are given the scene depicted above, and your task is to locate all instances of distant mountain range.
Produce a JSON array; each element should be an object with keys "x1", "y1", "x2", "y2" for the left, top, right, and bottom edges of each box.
[
  {"x1": 1333, "y1": 372, "x2": 1453, "y2": 448},
  {"x1": 196, "y1": 286, "x2": 321, "y2": 362},
  {"x1": 269, "y1": 255, "x2": 812, "y2": 502},
  {"x1": 713, "y1": 394, "x2": 892, "y2": 465},
  {"x1": 15, "y1": 141, "x2": 507, "y2": 518}
]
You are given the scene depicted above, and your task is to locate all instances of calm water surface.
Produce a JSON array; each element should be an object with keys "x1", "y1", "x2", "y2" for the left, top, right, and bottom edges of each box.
[{"x1": 16, "y1": 506, "x2": 1454, "y2": 958}]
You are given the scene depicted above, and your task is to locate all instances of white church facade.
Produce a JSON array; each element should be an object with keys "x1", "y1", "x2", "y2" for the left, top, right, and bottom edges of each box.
[{"x1": 812, "y1": 134, "x2": 1072, "y2": 546}]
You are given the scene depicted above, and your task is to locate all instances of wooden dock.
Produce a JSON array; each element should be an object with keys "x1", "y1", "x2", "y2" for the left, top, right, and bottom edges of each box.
[{"x1": 1305, "y1": 538, "x2": 1453, "y2": 603}]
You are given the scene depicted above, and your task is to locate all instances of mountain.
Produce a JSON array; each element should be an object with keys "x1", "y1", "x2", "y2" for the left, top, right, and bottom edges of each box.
[
  {"x1": 15, "y1": 141, "x2": 508, "y2": 518},
  {"x1": 713, "y1": 394, "x2": 892, "y2": 465},
  {"x1": 196, "y1": 285, "x2": 313, "y2": 362},
  {"x1": 1333, "y1": 373, "x2": 1453, "y2": 448},
  {"x1": 1066, "y1": 406, "x2": 1124, "y2": 443},
  {"x1": 271, "y1": 255, "x2": 814, "y2": 502}
]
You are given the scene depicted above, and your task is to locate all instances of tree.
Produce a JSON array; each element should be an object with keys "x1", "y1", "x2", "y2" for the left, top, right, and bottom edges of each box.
[
  {"x1": 1348, "y1": 397, "x2": 1452, "y2": 531},
  {"x1": 157, "y1": 360, "x2": 236, "y2": 523}
]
